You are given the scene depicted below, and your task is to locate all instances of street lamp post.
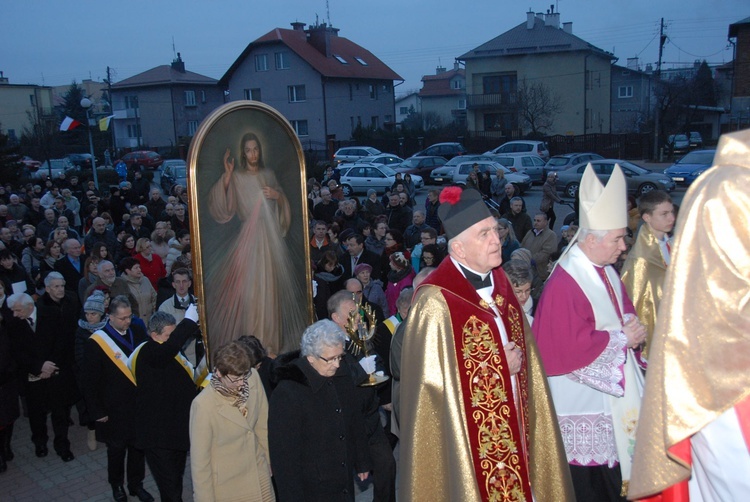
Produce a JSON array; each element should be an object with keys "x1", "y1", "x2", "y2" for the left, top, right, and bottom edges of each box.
[{"x1": 80, "y1": 97, "x2": 99, "y2": 190}]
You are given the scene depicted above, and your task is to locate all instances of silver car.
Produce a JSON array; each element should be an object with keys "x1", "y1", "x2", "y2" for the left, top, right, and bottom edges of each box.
[
  {"x1": 339, "y1": 164, "x2": 423, "y2": 196},
  {"x1": 333, "y1": 146, "x2": 381, "y2": 165},
  {"x1": 553, "y1": 159, "x2": 675, "y2": 198}
]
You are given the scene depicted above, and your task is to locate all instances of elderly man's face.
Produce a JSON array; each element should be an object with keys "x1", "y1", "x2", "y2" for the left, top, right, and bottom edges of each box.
[
  {"x1": 399, "y1": 193, "x2": 408, "y2": 206},
  {"x1": 454, "y1": 216, "x2": 502, "y2": 274},
  {"x1": 44, "y1": 209, "x2": 56, "y2": 223},
  {"x1": 151, "y1": 190, "x2": 161, "y2": 201},
  {"x1": 93, "y1": 218, "x2": 106, "y2": 233},
  {"x1": 46, "y1": 278, "x2": 66, "y2": 302},
  {"x1": 413, "y1": 212, "x2": 425, "y2": 226},
  {"x1": 343, "y1": 202, "x2": 355, "y2": 216},
  {"x1": 58, "y1": 217, "x2": 69, "y2": 229},
  {"x1": 11, "y1": 301, "x2": 34, "y2": 320},
  {"x1": 65, "y1": 240, "x2": 82, "y2": 258},
  {"x1": 320, "y1": 189, "x2": 332, "y2": 202},
  {"x1": 510, "y1": 200, "x2": 523, "y2": 215},
  {"x1": 99, "y1": 262, "x2": 116, "y2": 283},
  {"x1": 0, "y1": 228, "x2": 10, "y2": 243},
  {"x1": 389, "y1": 195, "x2": 400, "y2": 207},
  {"x1": 584, "y1": 228, "x2": 628, "y2": 266}
]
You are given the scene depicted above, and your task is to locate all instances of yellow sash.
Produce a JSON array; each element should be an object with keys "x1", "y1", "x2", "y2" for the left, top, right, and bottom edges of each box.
[
  {"x1": 90, "y1": 331, "x2": 136, "y2": 386},
  {"x1": 129, "y1": 341, "x2": 195, "y2": 384}
]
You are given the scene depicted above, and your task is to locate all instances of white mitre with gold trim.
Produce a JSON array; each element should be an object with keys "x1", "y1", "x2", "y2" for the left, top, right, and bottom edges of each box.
[{"x1": 579, "y1": 163, "x2": 628, "y2": 230}]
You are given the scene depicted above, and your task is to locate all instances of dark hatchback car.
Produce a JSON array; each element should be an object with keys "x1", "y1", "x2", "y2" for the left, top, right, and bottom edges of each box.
[
  {"x1": 67, "y1": 153, "x2": 97, "y2": 168},
  {"x1": 664, "y1": 149, "x2": 716, "y2": 186},
  {"x1": 411, "y1": 142, "x2": 467, "y2": 160},
  {"x1": 394, "y1": 156, "x2": 447, "y2": 174},
  {"x1": 160, "y1": 159, "x2": 187, "y2": 194}
]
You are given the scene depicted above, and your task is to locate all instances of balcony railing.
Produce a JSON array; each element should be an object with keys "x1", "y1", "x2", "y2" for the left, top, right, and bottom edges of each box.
[{"x1": 466, "y1": 93, "x2": 517, "y2": 110}]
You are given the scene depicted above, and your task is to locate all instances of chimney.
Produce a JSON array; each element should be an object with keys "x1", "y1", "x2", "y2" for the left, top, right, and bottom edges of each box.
[
  {"x1": 563, "y1": 22, "x2": 572, "y2": 34},
  {"x1": 627, "y1": 57, "x2": 639, "y2": 70},
  {"x1": 536, "y1": 12, "x2": 544, "y2": 20},
  {"x1": 527, "y1": 11, "x2": 535, "y2": 29},
  {"x1": 436, "y1": 65, "x2": 446, "y2": 74},
  {"x1": 545, "y1": 12, "x2": 560, "y2": 28},
  {"x1": 306, "y1": 23, "x2": 339, "y2": 58},
  {"x1": 645, "y1": 63, "x2": 653, "y2": 73},
  {"x1": 0, "y1": 71, "x2": 8, "y2": 85},
  {"x1": 453, "y1": 61, "x2": 460, "y2": 71},
  {"x1": 291, "y1": 21, "x2": 306, "y2": 31},
  {"x1": 171, "y1": 52, "x2": 185, "y2": 73}
]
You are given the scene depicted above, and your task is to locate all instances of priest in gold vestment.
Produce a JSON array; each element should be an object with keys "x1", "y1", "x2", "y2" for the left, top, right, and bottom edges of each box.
[
  {"x1": 629, "y1": 129, "x2": 750, "y2": 500},
  {"x1": 398, "y1": 187, "x2": 573, "y2": 501}
]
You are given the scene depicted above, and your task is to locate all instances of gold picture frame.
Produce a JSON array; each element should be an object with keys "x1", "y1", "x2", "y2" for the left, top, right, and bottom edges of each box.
[{"x1": 186, "y1": 101, "x2": 313, "y2": 361}]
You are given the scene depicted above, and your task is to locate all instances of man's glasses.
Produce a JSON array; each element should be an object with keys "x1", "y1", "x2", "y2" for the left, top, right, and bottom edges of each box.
[{"x1": 318, "y1": 353, "x2": 345, "y2": 364}]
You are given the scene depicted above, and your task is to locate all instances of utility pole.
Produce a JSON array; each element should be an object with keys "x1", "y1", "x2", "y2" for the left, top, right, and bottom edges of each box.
[
  {"x1": 653, "y1": 18, "x2": 666, "y2": 160},
  {"x1": 107, "y1": 66, "x2": 116, "y2": 156}
]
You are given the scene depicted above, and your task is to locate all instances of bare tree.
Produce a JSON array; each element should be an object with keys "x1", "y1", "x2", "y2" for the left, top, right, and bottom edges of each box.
[{"x1": 515, "y1": 79, "x2": 562, "y2": 137}]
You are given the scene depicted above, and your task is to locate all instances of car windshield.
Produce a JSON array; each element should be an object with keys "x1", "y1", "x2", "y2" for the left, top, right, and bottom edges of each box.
[
  {"x1": 674, "y1": 134, "x2": 688, "y2": 141},
  {"x1": 493, "y1": 157, "x2": 515, "y2": 167},
  {"x1": 677, "y1": 151, "x2": 714, "y2": 164},
  {"x1": 400, "y1": 159, "x2": 421, "y2": 168},
  {"x1": 547, "y1": 157, "x2": 572, "y2": 167},
  {"x1": 380, "y1": 166, "x2": 397, "y2": 176},
  {"x1": 174, "y1": 167, "x2": 187, "y2": 178},
  {"x1": 445, "y1": 155, "x2": 487, "y2": 166}
]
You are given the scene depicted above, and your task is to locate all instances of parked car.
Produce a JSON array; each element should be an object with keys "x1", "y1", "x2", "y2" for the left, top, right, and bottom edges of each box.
[
  {"x1": 544, "y1": 153, "x2": 604, "y2": 176},
  {"x1": 485, "y1": 140, "x2": 550, "y2": 161},
  {"x1": 493, "y1": 155, "x2": 547, "y2": 184},
  {"x1": 339, "y1": 164, "x2": 423, "y2": 196},
  {"x1": 664, "y1": 149, "x2": 716, "y2": 186},
  {"x1": 358, "y1": 153, "x2": 404, "y2": 166},
  {"x1": 666, "y1": 134, "x2": 690, "y2": 156},
  {"x1": 120, "y1": 150, "x2": 164, "y2": 170},
  {"x1": 428, "y1": 154, "x2": 498, "y2": 185},
  {"x1": 688, "y1": 131, "x2": 704, "y2": 149},
  {"x1": 67, "y1": 153, "x2": 97, "y2": 169},
  {"x1": 410, "y1": 142, "x2": 467, "y2": 160},
  {"x1": 333, "y1": 146, "x2": 381, "y2": 165},
  {"x1": 33, "y1": 158, "x2": 75, "y2": 180},
  {"x1": 160, "y1": 159, "x2": 188, "y2": 194},
  {"x1": 451, "y1": 161, "x2": 532, "y2": 194},
  {"x1": 394, "y1": 156, "x2": 447, "y2": 174},
  {"x1": 554, "y1": 159, "x2": 675, "y2": 198}
]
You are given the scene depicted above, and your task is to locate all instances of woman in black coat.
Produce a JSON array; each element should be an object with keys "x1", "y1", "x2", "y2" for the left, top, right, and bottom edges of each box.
[{"x1": 269, "y1": 320, "x2": 371, "y2": 502}]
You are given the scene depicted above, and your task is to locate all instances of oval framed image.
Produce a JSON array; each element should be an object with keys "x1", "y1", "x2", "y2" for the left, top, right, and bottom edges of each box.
[{"x1": 187, "y1": 101, "x2": 313, "y2": 360}]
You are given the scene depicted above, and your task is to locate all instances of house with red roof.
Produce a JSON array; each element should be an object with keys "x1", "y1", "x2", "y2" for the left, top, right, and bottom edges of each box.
[
  {"x1": 418, "y1": 63, "x2": 466, "y2": 129},
  {"x1": 220, "y1": 22, "x2": 402, "y2": 149}
]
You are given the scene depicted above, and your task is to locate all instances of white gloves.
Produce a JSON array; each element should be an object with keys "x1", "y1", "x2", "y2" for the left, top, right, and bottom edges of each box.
[
  {"x1": 359, "y1": 354, "x2": 377, "y2": 374},
  {"x1": 184, "y1": 303, "x2": 199, "y2": 323}
]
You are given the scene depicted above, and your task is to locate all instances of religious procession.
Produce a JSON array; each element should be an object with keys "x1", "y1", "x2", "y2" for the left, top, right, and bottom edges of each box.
[{"x1": 1, "y1": 101, "x2": 748, "y2": 502}]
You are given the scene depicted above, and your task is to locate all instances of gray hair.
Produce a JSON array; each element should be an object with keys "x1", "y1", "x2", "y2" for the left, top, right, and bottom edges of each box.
[
  {"x1": 578, "y1": 228, "x2": 609, "y2": 242},
  {"x1": 413, "y1": 266, "x2": 435, "y2": 289},
  {"x1": 503, "y1": 260, "x2": 533, "y2": 287},
  {"x1": 396, "y1": 287, "x2": 413, "y2": 311},
  {"x1": 44, "y1": 271, "x2": 65, "y2": 287},
  {"x1": 7, "y1": 292, "x2": 34, "y2": 309},
  {"x1": 510, "y1": 196, "x2": 523, "y2": 203},
  {"x1": 300, "y1": 319, "x2": 347, "y2": 357},
  {"x1": 327, "y1": 289, "x2": 357, "y2": 318},
  {"x1": 109, "y1": 295, "x2": 131, "y2": 314},
  {"x1": 413, "y1": 209, "x2": 425, "y2": 217},
  {"x1": 148, "y1": 311, "x2": 176, "y2": 335},
  {"x1": 97, "y1": 260, "x2": 114, "y2": 274}
]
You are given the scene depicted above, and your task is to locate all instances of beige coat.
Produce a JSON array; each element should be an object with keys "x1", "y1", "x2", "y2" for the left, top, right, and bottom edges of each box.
[{"x1": 189, "y1": 371, "x2": 275, "y2": 502}]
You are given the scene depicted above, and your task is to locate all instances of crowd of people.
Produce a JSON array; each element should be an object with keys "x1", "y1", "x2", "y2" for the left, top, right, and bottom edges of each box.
[{"x1": 1, "y1": 130, "x2": 748, "y2": 502}]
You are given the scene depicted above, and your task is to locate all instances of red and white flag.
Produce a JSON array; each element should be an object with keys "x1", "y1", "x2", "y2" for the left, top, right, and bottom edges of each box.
[{"x1": 59, "y1": 116, "x2": 82, "y2": 131}]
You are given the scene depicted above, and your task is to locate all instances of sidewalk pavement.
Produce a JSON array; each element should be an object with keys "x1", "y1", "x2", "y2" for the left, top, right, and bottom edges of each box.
[{"x1": 0, "y1": 407, "x2": 374, "y2": 501}]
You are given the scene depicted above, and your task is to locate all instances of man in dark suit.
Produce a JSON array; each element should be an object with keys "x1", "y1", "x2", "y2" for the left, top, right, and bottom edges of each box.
[
  {"x1": 121, "y1": 213, "x2": 150, "y2": 241},
  {"x1": 54, "y1": 238, "x2": 84, "y2": 294},
  {"x1": 133, "y1": 308, "x2": 200, "y2": 502},
  {"x1": 83, "y1": 296, "x2": 154, "y2": 502},
  {"x1": 342, "y1": 233, "x2": 381, "y2": 280},
  {"x1": 7, "y1": 274, "x2": 80, "y2": 462}
]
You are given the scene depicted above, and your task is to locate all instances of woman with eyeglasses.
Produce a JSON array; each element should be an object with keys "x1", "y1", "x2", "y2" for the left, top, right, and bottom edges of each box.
[
  {"x1": 190, "y1": 340, "x2": 274, "y2": 501},
  {"x1": 269, "y1": 320, "x2": 371, "y2": 501}
]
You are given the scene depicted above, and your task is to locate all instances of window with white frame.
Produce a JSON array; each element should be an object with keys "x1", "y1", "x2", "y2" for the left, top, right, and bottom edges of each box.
[
  {"x1": 200, "y1": 90, "x2": 206, "y2": 103},
  {"x1": 255, "y1": 54, "x2": 269, "y2": 71},
  {"x1": 185, "y1": 91, "x2": 196, "y2": 106},
  {"x1": 618, "y1": 86, "x2": 634, "y2": 98},
  {"x1": 291, "y1": 120, "x2": 308, "y2": 136},
  {"x1": 452, "y1": 79, "x2": 462, "y2": 90},
  {"x1": 399, "y1": 106, "x2": 408, "y2": 115},
  {"x1": 288, "y1": 85, "x2": 306, "y2": 102},
  {"x1": 188, "y1": 121, "x2": 198, "y2": 136},
  {"x1": 243, "y1": 89, "x2": 251, "y2": 100},
  {"x1": 275, "y1": 52, "x2": 290, "y2": 70}
]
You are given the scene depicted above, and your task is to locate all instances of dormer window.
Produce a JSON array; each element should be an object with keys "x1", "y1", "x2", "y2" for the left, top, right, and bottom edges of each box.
[
  {"x1": 354, "y1": 56, "x2": 368, "y2": 66},
  {"x1": 334, "y1": 54, "x2": 348, "y2": 64}
]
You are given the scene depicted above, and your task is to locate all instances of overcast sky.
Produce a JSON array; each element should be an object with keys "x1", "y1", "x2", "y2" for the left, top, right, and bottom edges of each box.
[{"x1": 2, "y1": 0, "x2": 744, "y2": 98}]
